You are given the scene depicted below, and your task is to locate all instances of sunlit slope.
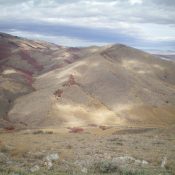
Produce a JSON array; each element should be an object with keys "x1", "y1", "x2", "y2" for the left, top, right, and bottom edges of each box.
[
  {"x1": 8, "y1": 43, "x2": 175, "y2": 128},
  {"x1": 0, "y1": 32, "x2": 82, "y2": 127}
]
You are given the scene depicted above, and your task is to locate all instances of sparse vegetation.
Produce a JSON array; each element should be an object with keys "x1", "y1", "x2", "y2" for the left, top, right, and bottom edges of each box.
[
  {"x1": 33, "y1": 130, "x2": 45, "y2": 134},
  {"x1": 99, "y1": 125, "x2": 111, "y2": 130},
  {"x1": 91, "y1": 160, "x2": 153, "y2": 175},
  {"x1": 32, "y1": 130, "x2": 53, "y2": 135},
  {"x1": 93, "y1": 160, "x2": 121, "y2": 173},
  {"x1": 118, "y1": 170, "x2": 148, "y2": 175},
  {"x1": 0, "y1": 145, "x2": 10, "y2": 153}
]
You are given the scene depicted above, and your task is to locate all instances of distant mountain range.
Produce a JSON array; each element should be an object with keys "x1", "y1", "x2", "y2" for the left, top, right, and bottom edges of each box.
[{"x1": 145, "y1": 50, "x2": 175, "y2": 61}]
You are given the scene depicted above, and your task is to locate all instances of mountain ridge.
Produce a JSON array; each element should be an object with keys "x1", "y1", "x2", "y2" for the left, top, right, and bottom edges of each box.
[{"x1": 0, "y1": 32, "x2": 175, "y2": 129}]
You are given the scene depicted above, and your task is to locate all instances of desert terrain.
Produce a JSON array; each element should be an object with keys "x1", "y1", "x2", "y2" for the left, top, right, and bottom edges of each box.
[{"x1": 0, "y1": 33, "x2": 175, "y2": 174}]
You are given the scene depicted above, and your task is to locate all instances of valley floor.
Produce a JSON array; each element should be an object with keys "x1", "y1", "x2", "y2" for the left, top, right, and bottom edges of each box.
[{"x1": 0, "y1": 125, "x2": 175, "y2": 175}]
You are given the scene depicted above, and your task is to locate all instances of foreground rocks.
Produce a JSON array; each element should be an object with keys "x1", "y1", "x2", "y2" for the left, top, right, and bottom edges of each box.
[{"x1": 44, "y1": 153, "x2": 59, "y2": 169}]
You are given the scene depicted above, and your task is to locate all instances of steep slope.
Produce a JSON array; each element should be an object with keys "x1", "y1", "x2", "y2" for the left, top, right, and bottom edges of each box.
[
  {"x1": 0, "y1": 33, "x2": 175, "y2": 128},
  {"x1": 0, "y1": 33, "x2": 82, "y2": 127}
]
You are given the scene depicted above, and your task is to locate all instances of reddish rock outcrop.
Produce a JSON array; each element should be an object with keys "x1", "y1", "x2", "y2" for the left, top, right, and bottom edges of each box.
[
  {"x1": 63, "y1": 74, "x2": 78, "y2": 87},
  {"x1": 68, "y1": 127, "x2": 84, "y2": 133}
]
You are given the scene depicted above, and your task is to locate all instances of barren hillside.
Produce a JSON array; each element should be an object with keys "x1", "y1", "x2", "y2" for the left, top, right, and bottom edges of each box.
[{"x1": 0, "y1": 33, "x2": 175, "y2": 129}]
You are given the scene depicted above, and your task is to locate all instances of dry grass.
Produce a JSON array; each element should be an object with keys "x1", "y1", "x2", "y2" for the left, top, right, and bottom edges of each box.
[{"x1": 0, "y1": 126, "x2": 174, "y2": 174}]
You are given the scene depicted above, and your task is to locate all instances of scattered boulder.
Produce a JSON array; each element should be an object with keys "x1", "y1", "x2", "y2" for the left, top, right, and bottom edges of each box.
[
  {"x1": 30, "y1": 165, "x2": 40, "y2": 172},
  {"x1": 161, "y1": 156, "x2": 167, "y2": 168},
  {"x1": 135, "y1": 159, "x2": 148, "y2": 165},
  {"x1": 44, "y1": 160, "x2": 53, "y2": 170},
  {"x1": 142, "y1": 160, "x2": 149, "y2": 165},
  {"x1": 112, "y1": 156, "x2": 148, "y2": 166},
  {"x1": 44, "y1": 153, "x2": 59, "y2": 170},
  {"x1": 46, "y1": 153, "x2": 59, "y2": 161},
  {"x1": 112, "y1": 156, "x2": 135, "y2": 164},
  {"x1": 81, "y1": 167, "x2": 88, "y2": 174}
]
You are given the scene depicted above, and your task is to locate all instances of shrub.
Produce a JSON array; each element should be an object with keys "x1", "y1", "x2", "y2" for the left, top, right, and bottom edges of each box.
[
  {"x1": 32, "y1": 130, "x2": 44, "y2": 134},
  {"x1": 54, "y1": 89, "x2": 63, "y2": 97},
  {"x1": 99, "y1": 125, "x2": 111, "y2": 130},
  {"x1": 93, "y1": 160, "x2": 121, "y2": 173},
  {"x1": 0, "y1": 145, "x2": 9, "y2": 153},
  {"x1": 121, "y1": 170, "x2": 147, "y2": 175}
]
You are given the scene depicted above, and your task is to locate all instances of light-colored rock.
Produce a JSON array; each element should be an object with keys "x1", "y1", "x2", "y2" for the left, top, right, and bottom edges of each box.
[
  {"x1": 81, "y1": 167, "x2": 88, "y2": 174},
  {"x1": 134, "y1": 159, "x2": 142, "y2": 164},
  {"x1": 161, "y1": 156, "x2": 167, "y2": 168},
  {"x1": 48, "y1": 161, "x2": 53, "y2": 169},
  {"x1": 135, "y1": 159, "x2": 148, "y2": 165},
  {"x1": 46, "y1": 153, "x2": 59, "y2": 161},
  {"x1": 44, "y1": 160, "x2": 53, "y2": 170},
  {"x1": 44, "y1": 153, "x2": 59, "y2": 170},
  {"x1": 142, "y1": 160, "x2": 149, "y2": 165},
  {"x1": 30, "y1": 165, "x2": 40, "y2": 172},
  {"x1": 112, "y1": 156, "x2": 135, "y2": 164},
  {"x1": 112, "y1": 156, "x2": 148, "y2": 166}
]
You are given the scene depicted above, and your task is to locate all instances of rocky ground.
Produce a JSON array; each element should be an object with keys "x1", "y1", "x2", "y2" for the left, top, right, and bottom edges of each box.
[{"x1": 0, "y1": 125, "x2": 174, "y2": 175}]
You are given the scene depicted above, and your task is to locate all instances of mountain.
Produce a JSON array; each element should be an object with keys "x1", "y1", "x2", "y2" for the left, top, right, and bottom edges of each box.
[
  {"x1": 0, "y1": 32, "x2": 175, "y2": 129},
  {"x1": 155, "y1": 54, "x2": 175, "y2": 62}
]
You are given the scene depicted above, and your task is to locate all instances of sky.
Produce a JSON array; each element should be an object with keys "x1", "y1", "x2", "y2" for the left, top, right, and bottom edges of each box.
[{"x1": 0, "y1": 0, "x2": 175, "y2": 50}]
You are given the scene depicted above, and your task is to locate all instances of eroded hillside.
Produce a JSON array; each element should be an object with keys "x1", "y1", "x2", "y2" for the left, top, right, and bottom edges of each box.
[{"x1": 0, "y1": 33, "x2": 175, "y2": 129}]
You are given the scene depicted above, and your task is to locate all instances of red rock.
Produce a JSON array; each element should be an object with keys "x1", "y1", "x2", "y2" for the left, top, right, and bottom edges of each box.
[
  {"x1": 19, "y1": 50, "x2": 43, "y2": 71},
  {"x1": 0, "y1": 44, "x2": 11, "y2": 60},
  {"x1": 69, "y1": 127, "x2": 84, "y2": 133}
]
